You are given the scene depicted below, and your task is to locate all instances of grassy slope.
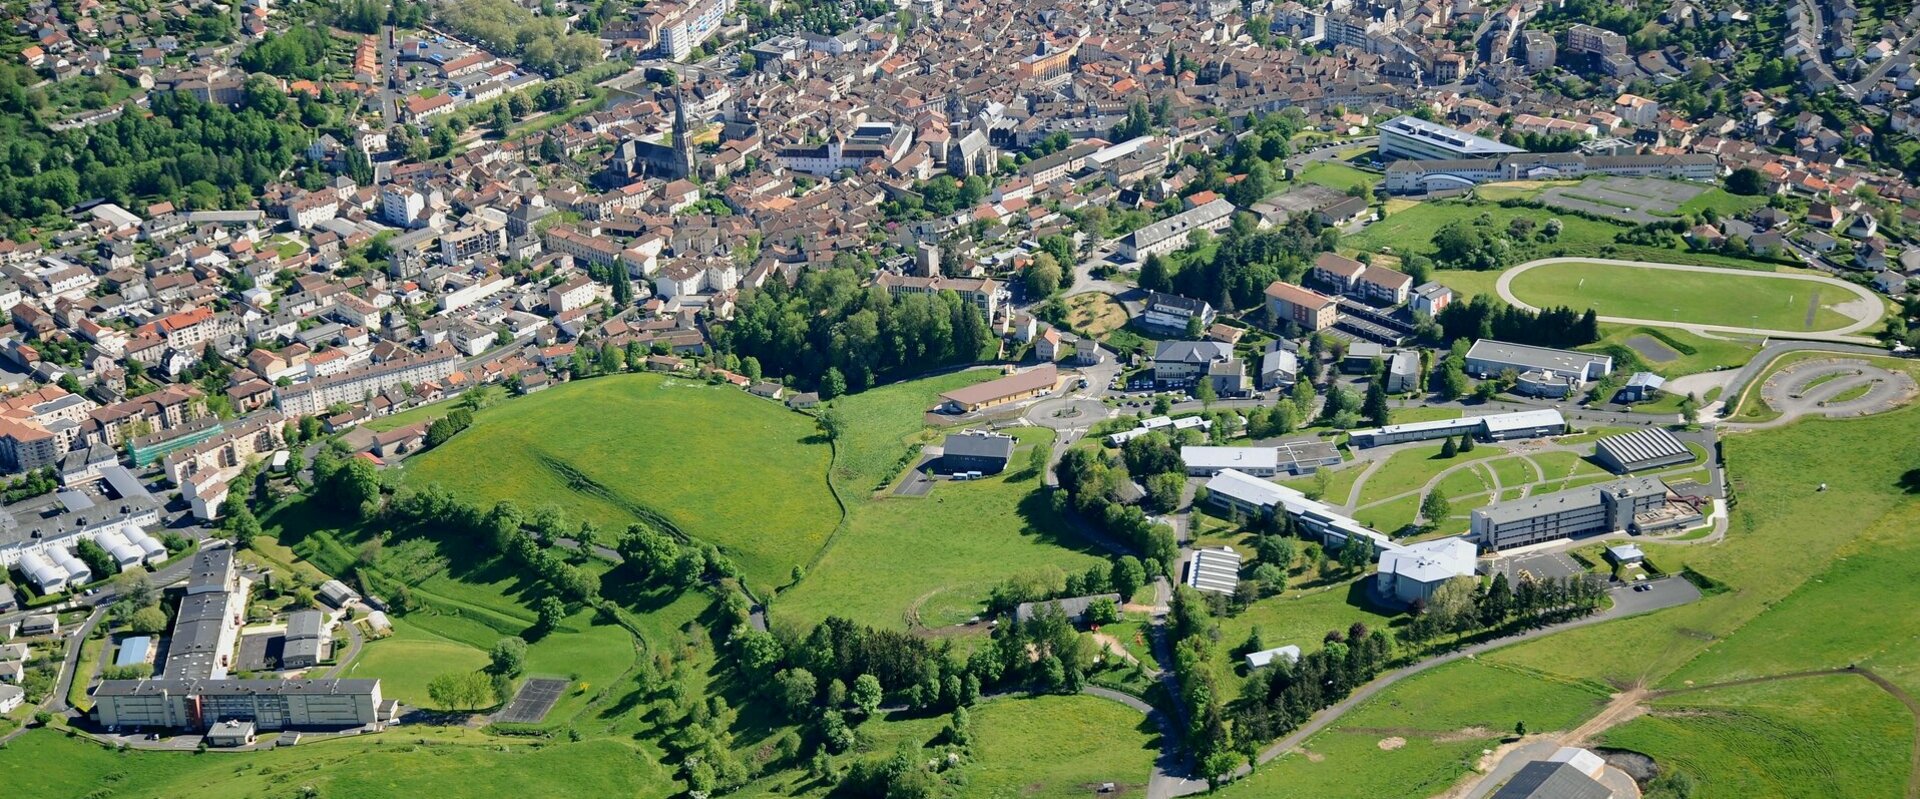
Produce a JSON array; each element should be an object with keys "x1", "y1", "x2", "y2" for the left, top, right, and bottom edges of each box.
[
  {"x1": 1506, "y1": 261, "x2": 1852, "y2": 331},
  {"x1": 398, "y1": 374, "x2": 838, "y2": 588},
  {"x1": 967, "y1": 695, "x2": 1162, "y2": 797},
  {"x1": 1297, "y1": 162, "x2": 1380, "y2": 193},
  {"x1": 825, "y1": 369, "x2": 995, "y2": 496},
  {"x1": 1352, "y1": 199, "x2": 1786, "y2": 270},
  {"x1": 778, "y1": 427, "x2": 1107, "y2": 629}
]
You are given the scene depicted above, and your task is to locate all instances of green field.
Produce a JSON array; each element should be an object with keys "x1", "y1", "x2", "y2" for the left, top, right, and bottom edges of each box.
[
  {"x1": 1587, "y1": 325, "x2": 1763, "y2": 378},
  {"x1": 967, "y1": 695, "x2": 1161, "y2": 796},
  {"x1": 1603, "y1": 676, "x2": 1913, "y2": 799},
  {"x1": 1212, "y1": 580, "x2": 1398, "y2": 698},
  {"x1": 825, "y1": 369, "x2": 996, "y2": 495},
  {"x1": 1429, "y1": 268, "x2": 1503, "y2": 301},
  {"x1": 1507, "y1": 261, "x2": 1857, "y2": 332},
  {"x1": 345, "y1": 619, "x2": 493, "y2": 708},
  {"x1": 778, "y1": 427, "x2": 1108, "y2": 628},
  {"x1": 1297, "y1": 162, "x2": 1380, "y2": 194},
  {"x1": 1353, "y1": 443, "x2": 1505, "y2": 507},
  {"x1": 1351, "y1": 199, "x2": 1788, "y2": 271},
  {"x1": 398, "y1": 374, "x2": 839, "y2": 588}
]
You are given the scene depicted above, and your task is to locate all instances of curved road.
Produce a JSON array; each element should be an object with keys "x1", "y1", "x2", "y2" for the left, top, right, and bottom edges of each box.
[{"x1": 1495, "y1": 257, "x2": 1886, "y2": 343}]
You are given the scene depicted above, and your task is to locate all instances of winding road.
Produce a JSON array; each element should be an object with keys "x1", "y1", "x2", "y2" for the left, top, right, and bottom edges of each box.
[{"x1": 1495, "y1": 257, "x2": 1886, "y2": 343}]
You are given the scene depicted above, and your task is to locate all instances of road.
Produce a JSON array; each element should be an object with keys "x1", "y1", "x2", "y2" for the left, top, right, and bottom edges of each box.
[
  {"x1": 1845, "y1": 5, "x2": 1920, "y2": 97},
  {"x1": 1494, "y1": 257, "x2": 1886, "y2": 343}
]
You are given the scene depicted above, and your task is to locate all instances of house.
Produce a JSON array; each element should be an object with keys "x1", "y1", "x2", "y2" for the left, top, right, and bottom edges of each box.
[
  {"x1": 1152, "y1": 341, "x2": 1234, "y2": 387},
  {"x1": 940, "y1": 430, "x2": 1016, "y2": 475},
  {"x1": 21, "y1": 614, "x2": 58, "y2": 636},
  {"x1": 748, "y1": 381, "x2": 784, "y2": 400},
  {"x1": 0, "y1": 683, "x2": 21, "y2": 715},
  {"x1": 1140, "y1": 291, "x2": 1216, "y2": 334}
]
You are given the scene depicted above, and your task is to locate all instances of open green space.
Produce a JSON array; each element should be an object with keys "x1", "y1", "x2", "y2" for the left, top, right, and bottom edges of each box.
[
  {"x1": 967, "y1": 695, "x2": 1161, "y2": 797},
  {"x1": 1603, "y1": 676, "x2": 1912, "y2": 799},
  {"x1": 1675, "y1": 187, "x2": 1769, "y2": 218},
  {"x1": 1507, "y1": 261, "x2": 1857, "y2": 332},
  {"x1": 825, "y1": 369, "x2": 996, "y2": 495},
  {"x1": 364, "y1": 397, "x2": 464, "y2": 432},
  {"x1": 1211, "y1": 577, "x2": 1398, "y2": 699},
  {"x1": 1297, "y1": 162, "x2": 1380, "y2": 194},
  {"x1": 1351, "y1": 199, "x2": 1788, "y2": 271},
  {"x1": 345, "y1": 618, "x2": 492, "y2": 708},
  {"x1": 1284, "y1": 462, "x2": 1365, "y2": 505},
  {"x1": 1587, "y1": 325, "x2": 1764, "y2": 379},
  {"x1": 1354, "y1": 443, "x2": 1505, "y2": 507},
  {"x1": 1429, "y1": 268, "x2": 1503, "y2": 301},
  {"x1": 777, "y1": 427, "x2": 1107, "y2": 629},
  {"x1": 398, "y1": 373, "x2": 838, "y2": 588},
  {"x1": 1389, "y1": 406, "x2": 1462, "y2": 425}
]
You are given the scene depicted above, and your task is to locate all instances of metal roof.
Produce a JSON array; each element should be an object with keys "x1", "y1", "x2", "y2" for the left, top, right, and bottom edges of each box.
[
  {"x1": 1595, "y1": 428, "x2": 1690, "y2": 469},
  {"x1": 1187, "y1": 547, "x2": 1242, "y2": 595}
]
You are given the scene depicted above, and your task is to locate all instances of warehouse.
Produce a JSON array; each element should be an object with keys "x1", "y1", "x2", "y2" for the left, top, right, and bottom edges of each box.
[
  {"x1": 1593, "y1": 428, "x2": 1693, "y2": 473},
  {"x1": 937, "y1": 364, "x2": 1058, "y2": 413},
  {"x1": 1186, "y1": 547, "x2": 1242, "y2": 595},
  {"x1": 1470, "y1": 477, "x2": 1668, "y2": 550}
]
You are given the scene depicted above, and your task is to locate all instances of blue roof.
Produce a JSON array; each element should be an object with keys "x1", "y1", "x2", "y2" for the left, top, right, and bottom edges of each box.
[{"x1": 115, "y1": 636, "x2": 152, "y2": 667}]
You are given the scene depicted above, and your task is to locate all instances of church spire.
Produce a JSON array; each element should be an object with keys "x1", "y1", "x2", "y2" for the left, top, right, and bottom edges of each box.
[{"x1": 672, "y1": 88, "x2": 695, "y2": 179}]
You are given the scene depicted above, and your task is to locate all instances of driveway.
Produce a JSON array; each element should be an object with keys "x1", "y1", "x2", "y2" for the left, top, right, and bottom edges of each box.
[{"x1": 1495, "y1": 257, "x2": 1885, "y2": 343}]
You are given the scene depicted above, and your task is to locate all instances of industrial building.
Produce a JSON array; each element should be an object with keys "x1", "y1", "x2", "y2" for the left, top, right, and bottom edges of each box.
[
  {"x1": 1470, "y1": 477, "x2": 1668, "y2": 550},
  {"x1": 1593, "y1": 428, "x2": 1694, "y2": 474},
  {"x1": 1346, "y1": 409, "x2": 1566, "y2": 448},
  {"x1": 3, "y1": 464, "x2": 166, "y2": 594},
  {"x1": 93, "y1": 678, "x2": 386, "y2": 732},
  {"x1": 1186, "y1": 547, "x2": 1242, "y2": 595},
  {"x1": 1377, "y1": 115, "x2": 1525, "y2": 161}
]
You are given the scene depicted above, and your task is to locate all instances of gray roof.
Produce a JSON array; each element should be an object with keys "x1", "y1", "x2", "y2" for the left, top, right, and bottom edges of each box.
[
  {"x1": 1489, "y1": 762, "x2": 1611, "y2": 799},
  {"x1": 943, "y1": 431, "x2": 1016, "y2": 461},
  {"x1": 282, "y1": 637, "x2": 324, "y2": 664},
  {"x1": 161, "y1": 591, "x2": 232, "y2": 679},
  {"x1": 1153, "y1": 340, "x2": 1233, "y2": 365},
  {"x1": 1465, "y1": 340, "x2": 1612, "y2": 377},
  {"x1": 285, "y1": 610, "x2": 325, "y2": 642},
  {"x1": 1474, "y1": 477, "x2": 1666, "y2": 525},
  {"x1": 95, "y1": 677, "x2": 380, "y2": 698},
  {"x1": 1595, "y1": 428, "x2": 1690, "y2": 469},
  {"x1": 1380, "y1": 115, "x2": 1525, "y2": 157},
  {"x1": 1013, "y1": 593, "x2": 1121, "y2": 624}
]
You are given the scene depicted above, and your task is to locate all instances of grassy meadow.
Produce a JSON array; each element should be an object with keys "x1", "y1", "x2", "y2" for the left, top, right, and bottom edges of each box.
[{"x1": 1506, "y1": 261, "x2": 1856, "y2": 332}]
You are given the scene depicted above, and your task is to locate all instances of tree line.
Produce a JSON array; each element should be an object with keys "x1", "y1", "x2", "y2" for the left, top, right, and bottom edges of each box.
[
  {"x1": 1435, "y1": 294, "x2": 1601, "y2": 350},
  {"x1": 717, "y1": 267, "x2": 995, "y2": 396}
]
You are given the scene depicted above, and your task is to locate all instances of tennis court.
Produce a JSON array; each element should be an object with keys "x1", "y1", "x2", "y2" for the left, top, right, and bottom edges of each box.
[{"x1": 494, "y1": 677, "x2": 568, "y2": 723}]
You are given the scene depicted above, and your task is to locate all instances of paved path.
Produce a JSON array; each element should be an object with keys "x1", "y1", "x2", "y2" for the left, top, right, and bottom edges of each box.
[{"x1": 1494, "y1": 257, "x2": 1886, "y2": 343}]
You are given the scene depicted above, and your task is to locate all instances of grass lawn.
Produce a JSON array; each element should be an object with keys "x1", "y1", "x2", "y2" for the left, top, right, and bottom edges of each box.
[
  {"x1": 1472, "y1": 180, "x2": 1579, "y2": 201},
  {"x1": 1587, "y1": 325, "x2": 1763, "y2": 378},
  {"x1": 1354, "y1": 443, "x2": 1505, "y2": 506},
  {"x1": 1352, "y1": 199, "x2": 1790, "y2": 271},
  {"x1": 0, "y1": 727, "x2": 679, "y2": 799},
  {"x1": 826, "y1": 370, "x2": 997, "y2": 496},
  {"x1": 1602, "y1": 675, "x2": 1912, "y2": 799},
  {"x1": 1212, "y1": 579, "x2": 1397, "y2": 698},
  {"x1": 1297, "y1": 162, "x2": 1380, "y2": 194},
  {"x1": 1062, "y1": 292, "x2": 1130, "y2": 337},
  {"x1": 1507, "y1": 261, "x2": 1856, "y2": 332},
  {"x1": 1676, "y1": 188, "x2": 1768, "y2": 218},
  {"x1": 1429, "y1": 269, "x2": 1504, "y2": 301},
  {"x1": 1389, "y1": 406, "x2": 1462, "y2": 425},
  {"x1": 344, "y1": 617, "x2": 492, "y2": 708},
  {"x1": 398, "y1": 374, "x2": 838, "y2": 589},
  {"x1": 1284, "y1": 462, "x2": 1365, "y2": 505},
  {"x1": 967, "y1": 694, "x2": 1161, "y2": 797},
  {"x1": 777, "y1": 428, "x2": 1108, "y2": 629},
  {"x1": 67, "y1": 634, "x2": 104, "y2": 711}
]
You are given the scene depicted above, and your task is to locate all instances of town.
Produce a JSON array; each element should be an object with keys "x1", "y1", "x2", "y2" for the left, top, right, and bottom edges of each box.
[{"x1": 2, "y1": 0, "x2": 1920, "y2": 796}]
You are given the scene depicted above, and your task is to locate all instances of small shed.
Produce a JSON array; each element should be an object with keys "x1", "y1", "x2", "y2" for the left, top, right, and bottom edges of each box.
[
  {"x1": 1605, "y1": 544, "x2": 1645, "y2": 566},
  {"x1": 1245, "y1": 645, "x2": 1302, "y2": 670},
  {"x1": 1618, "y1": 372, "x2": 1666, "y2": 403}
]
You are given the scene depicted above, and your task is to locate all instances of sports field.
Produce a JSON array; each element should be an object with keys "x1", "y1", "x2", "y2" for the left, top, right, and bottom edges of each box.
[
  {"x1": 1505, "y1": 261, "x2": 1860, "y2": 332},
  {"x1": 399, "y1": 373, "x2": 839, "y2": 588}
]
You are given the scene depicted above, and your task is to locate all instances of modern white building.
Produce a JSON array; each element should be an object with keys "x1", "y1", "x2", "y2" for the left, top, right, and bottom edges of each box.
[
  {"x1": 1377, "y1": 115, "x2": 1525, "y2": 161},
  {"x1": 1375, "y1": 536, "x2": 1478, "y2": 606},
  {"x1": 1181, "y1": 446, "x2": 1280, "y2": 476},
  {"x1": 1187, "y1": 546, "x2": 1242, "y2": 595}
]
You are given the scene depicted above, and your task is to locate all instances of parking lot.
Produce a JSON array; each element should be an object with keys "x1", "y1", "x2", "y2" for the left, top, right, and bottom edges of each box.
[{"x1": 1496, "y1": 550, "x2": 1589, "y2": 584}]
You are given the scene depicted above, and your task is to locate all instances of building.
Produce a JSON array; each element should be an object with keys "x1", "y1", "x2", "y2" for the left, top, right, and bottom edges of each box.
[
  {"x1": 1264, "y1": 281, "x2": 1338, "y2": 332},
  {"x1": 1118, "y1": 198, "x2": 1235, "y2": 260},
  {"x1": 1260, "y1": 348, "x2": 1299, "y2": 390},
  {"x1": 1385, "y1": 152, "x2": 1719, "y2": 194},
  {"x1": 272, "y1": 345, "x2": 461, "y2": 416},
  {"x1": 1013, "y1": 593, "x2": 1121, "y2": 624},
  {"x1": 939, "y1": 431, "x2": 1016, "y2": 475},
  {"x1": 1141, "y1": 292, "x2": 1216, "y2": 334},
  {"x1": 0, "y1": 683, "x2": 21, "y2": 715},
  {"x1": 115, "y1": 635, "x2": 155, "y2": 669},
  {"x1": 281, "y1": 609, "x2": 329, "y2": 669},
  {"x1": 1375, "y1": 536, "x2": 1477, "y2": 606},
  {"x1": 1605, "y1": 543, "x2": 1645, "y2": 567},
  {"x1": 93, "y1": 678, "x2": 385, "y2": 732},
  {"x1": 206, "y1": 719, "x2": 257, "y2": 747},
  {"x1": 1347, "y1": 409, "x2": 1566, "y2": 448},
  {"x1": 1187, "y1": 546, "x2": 1241, "y2": 595},
  {"x1": 1593, "y1": 428, "x2": 1693, "y2": 473},
  {"x1": 1377, "y1": 115, "x2": 1525, "y2": 162},
  {"x1": 1105, "y1": 415, "x2": 1212, "y2": 446},
  {"x1": 1411, "y1": 283, "x2": 1453, "y2": 316},
  {"x1": 873, "y1": 273, "x2": 1006, "y2": 322},
  {"x1": 1490, "y1": 759, "x2": 1611, "y2": 799},
  {"x1": 776, "y1": 122, "x2": 916, "y2": 175},
  {"x1": 937, "y1": 365, "x2": 1057, "y2": 413},
  {"x1": 1309, "y1": 253, "x2": 1414, "y2": 306},
  {"x1": 1464, "y1": 340, "x2": 1612, "y2": 384},
  {"x1": 607, "y1": 92, "x2": 697, "y2": 181},
  {"x1": 1182, "y1": 446, "x2": 1280, "y2": 477},
  {"x1": 1564, "y1": 23, "x2": 1628, "y2": 57},
  {"x1": 1470, "y1": 476, "x2": 1668, "y2": 550},
  {"x1": 1618, "y1": 372, "x2": 1666, "y2": 403},
  {"x1": 1152, "y1": 341, "x2": 1234, "y2": 386},
  {"x1": 1245, "y1": 645, "x2": 1301, "y2": 670},
  {"x1": 1271, "y1": 440, "x2": 1343, "y2": 475},
  {"x1": 1202, "y1": 469, "x2": 1390, "y2": 554},
  {"x1": 162, "y1": 547, "x2": 244, "y2": 680}
]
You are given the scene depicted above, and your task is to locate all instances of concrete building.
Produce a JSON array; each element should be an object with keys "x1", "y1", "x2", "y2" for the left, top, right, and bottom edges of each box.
[
  {"x1": 939, "y1": 430, "x2": 1016, "y2": 475},
  {"x1": 1346, "y1": 409, "x2": 1566, "y2": 448},
  {"x1": 162, "y1": 547, "x2": 245, "y2": 680},
  {"x1": 1377, "y1": 115, "x2": 1525, "y2": 161},
  {"x1": 1263, "y1": 281, "x2": 1338, "y2": 332},
  {"x1": 94, "y1": 678, "x2": 385, "y2": 732},
  {"x1": 1593, "y1": 428, "x2": 1693, "y2": 473},
  {"x1": 1151, "y1": 341, "x2": 1234, "y2": 387},
  {"x1": 281, "y1": 609, "x2": 329, "y2": 670},
  {"x1": 1470, "y1": 477, "x2": 1668, "y2": 550},
  {"x1": 1375, "y1": 536, "x2": 1478, "y2": 606},
  {"x1": 1464, "y1": 340, "x2": 1612, "y2": 384},
  {"x1": 1118, "y1": 198, "x2": 1235, "y2": 260},
  {"x1": 1203, "y1": 469, "x2": 1390, "y2": 554},
  {"x1": 1140, "y1": 292, "x2": 1216, "y2": 334},
  {"x1": 1182, "y1": 446, "x2": 1280, "y2": 477},
  {"x1": 1385, "y1": 152, "x2": 1719, "y2": 194}
]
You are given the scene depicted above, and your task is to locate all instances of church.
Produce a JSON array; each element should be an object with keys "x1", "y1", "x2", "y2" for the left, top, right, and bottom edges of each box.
[{"x1": 604, "y1": 91, "x2": 697, "y2": 186}]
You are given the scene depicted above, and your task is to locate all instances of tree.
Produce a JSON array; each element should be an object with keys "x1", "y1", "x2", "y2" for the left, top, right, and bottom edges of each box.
[
  {"x1": 128, "y1": 605, "x2": 169, "y2": 634},
  {"x1": 1459, "y1": 434, "x2": 1476, "y2": 453},
  {"x1": 490, "y1": 636, "x2": 528, "y2": 676},
  {"x1": 1112, "y1": 556, "x2": 1148, "y2": 600},
  {"x1": 1724, "y1": 167, "x2": 1766, "y2": 196},
  {"x1": 815, "y1": 407, "x2": 846, "y2": 440},
  {"x1": 1680, "y1": 393, "x2": 1700, "y2": 427},
  {"x1": 428, "y1": 671, "x2": 496, "y2": 711},
  {"x1": 1362, "y1": 377, "x2": 1390, "y2": 427},
  {"x1": 1440, "y1": 437, "x2": 1458, "y2": 458},
  {"x1": 850, "y1": 673, "x2": 884, "y2": 718},
  {"x1": 1196, "y1": 378, "x2": 1217, "y2": 407},
  {"x1": 1145, "y1": 472, "x2": 1186, "y2": 513},
  {"x1": 1025, "y1": 252, "x2": 1062, "y2": 297},
  {"x1": 1025, "y1": 442, "x2": 1049, "y2": 478},
  {"x1": 535, "y1": 595, "x2": 567, "y2": 634},
  {"x1": 1337, "y1": 540, "x2": 1372, "y2": 572},
  {"x1": 1419, "y1": 492, "x2": 1451, "y2": 528},
  {"x1": 774, "y1": 668, "x2": 817, "y2": 719},
  {"x1": 742, "y1": 356, "x2": 763, "y2": 382}
]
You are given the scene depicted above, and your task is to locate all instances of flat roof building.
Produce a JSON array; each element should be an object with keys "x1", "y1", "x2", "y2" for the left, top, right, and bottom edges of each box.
[
  {"x1": 94, "y1": 678, "x2": 384, "y2": 732},
  {"x1": 1464, "y1": 340, "x2": 1613, "y2": 383},
  {"x1": 1378, "y1": 115, "x2": 1525, "y2": 161},
  {"x1": 1376, "y1": 536, "x2": 1478, "y2": 606},
  {"x1": 1182, "y1": 446, "x2": 1280, "y2": 477},
  {"x1": 1347, "y1": 409, "x2": 1566, "y2": 448},
  {"x1": 1245, "y1": 645, "x2": 1301, "y2": 669},
  {"x1": 1594, "y1": 428, "x2": 1693, "y2": 474},
  {"x1": 1471, "y1": 476, "x2": 1667, "y2": 550}
]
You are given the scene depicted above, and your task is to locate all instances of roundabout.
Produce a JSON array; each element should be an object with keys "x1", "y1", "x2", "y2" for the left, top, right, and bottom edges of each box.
[{"x1": 1495, "y1": 258, "x2": 1886, "y2": 342}]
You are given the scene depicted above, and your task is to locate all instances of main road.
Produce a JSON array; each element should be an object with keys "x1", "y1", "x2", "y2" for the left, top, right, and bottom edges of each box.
[{"x1": 1494, "y1": 257, "x2": 1886, "y2": 343}]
